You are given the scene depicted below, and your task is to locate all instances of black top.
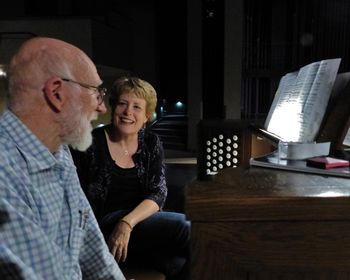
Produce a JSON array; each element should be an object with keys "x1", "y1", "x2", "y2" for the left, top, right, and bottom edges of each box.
[
  {"x1": 71, "y1": 124, "x2": 168, "y2": 221},
  {"x1": 101, "y1": 137, "x2": 142, "y2": 214}
]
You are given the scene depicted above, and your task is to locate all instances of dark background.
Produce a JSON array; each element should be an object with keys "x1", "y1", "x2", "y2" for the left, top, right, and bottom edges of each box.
[{"x1": 1, "y1": 0, "x2": 350, "y2": 149}]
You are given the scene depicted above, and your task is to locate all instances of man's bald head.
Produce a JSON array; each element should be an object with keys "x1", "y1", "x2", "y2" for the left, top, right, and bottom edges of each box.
[
  {"x1": 7, "y1": 37, "x2": 98, "y2": 112},
  {"x1": 5, "y1": 37, "x2": 105, "y2": 152}
]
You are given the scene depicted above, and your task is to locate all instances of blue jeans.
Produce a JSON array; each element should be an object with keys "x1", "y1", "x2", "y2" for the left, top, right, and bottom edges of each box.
[{"x1": 100, "y1": 210, "x2": 191, "y2": 280}]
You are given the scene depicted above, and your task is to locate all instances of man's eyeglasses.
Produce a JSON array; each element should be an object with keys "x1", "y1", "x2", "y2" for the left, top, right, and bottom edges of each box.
[{"x1": 61, "y1": 78, "x2": 107, "y2": 105}]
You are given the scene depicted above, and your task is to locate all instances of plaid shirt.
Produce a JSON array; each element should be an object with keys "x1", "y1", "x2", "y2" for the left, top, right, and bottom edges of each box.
[{"x1": 0, "y1": 110, "x2": 125, "y2": 280}]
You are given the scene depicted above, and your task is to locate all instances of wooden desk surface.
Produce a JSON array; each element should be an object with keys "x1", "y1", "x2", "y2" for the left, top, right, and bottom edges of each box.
[
  {"x1": 185, "y1": 167, "x2": 350, "y2": 280},
  {"x1": 186, "y1": 166, "x2": 350, "y2": 222}
]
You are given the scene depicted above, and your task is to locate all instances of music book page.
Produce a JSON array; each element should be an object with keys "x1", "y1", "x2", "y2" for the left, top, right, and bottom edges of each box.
[
  {"x1": 264, "y1": 58, "x2": 341, "y2": 142},
  {"x1": 343, "y1": 128, "x2": 350, "y2": 147}
]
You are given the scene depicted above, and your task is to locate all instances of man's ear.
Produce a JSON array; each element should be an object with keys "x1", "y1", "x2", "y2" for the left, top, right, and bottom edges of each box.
[{"x1": 43, "y1": 77, "x2": 66, "y2": 112}]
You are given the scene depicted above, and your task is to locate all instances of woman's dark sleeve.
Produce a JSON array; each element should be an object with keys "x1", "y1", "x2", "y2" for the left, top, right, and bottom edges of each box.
[
  {"x1": 145, "y1": 133, "x2": 168, "y2": 210},
  {"x1": 70, "y1": 148, "x2": 91, "y2": 194}
]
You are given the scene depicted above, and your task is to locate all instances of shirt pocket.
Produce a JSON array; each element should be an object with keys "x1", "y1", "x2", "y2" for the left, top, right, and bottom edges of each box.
[{"x1": 70, "y1": 208, "x2": 90, "y2": 259}]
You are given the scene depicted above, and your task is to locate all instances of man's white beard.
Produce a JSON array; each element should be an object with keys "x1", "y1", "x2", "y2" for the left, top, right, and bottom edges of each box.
[
  {"x1": 62, "y1": 109, "x2": 97, "y2": 151},
  {"x1": 67, "y1": 118, "x2": 92, "y2": 151},
  {"x1": 68, "y1": 116, "x2": 94, "y2": 151}
]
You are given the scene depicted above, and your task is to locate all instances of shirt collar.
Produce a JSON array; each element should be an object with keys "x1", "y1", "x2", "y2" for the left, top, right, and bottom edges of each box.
[{"x1": 0, "y1": 110, "x2": 65, "y2": 173}]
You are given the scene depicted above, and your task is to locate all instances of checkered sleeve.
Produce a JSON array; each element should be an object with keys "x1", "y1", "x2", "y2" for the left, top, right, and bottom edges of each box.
[{"x1": 0, "y1": 178, "x2": 67, "y2": 279}]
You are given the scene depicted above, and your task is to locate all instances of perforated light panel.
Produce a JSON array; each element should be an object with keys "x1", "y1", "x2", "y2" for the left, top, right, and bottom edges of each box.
[{"x1": 197, "y1": 120, "x2": 252, "y2": 180}]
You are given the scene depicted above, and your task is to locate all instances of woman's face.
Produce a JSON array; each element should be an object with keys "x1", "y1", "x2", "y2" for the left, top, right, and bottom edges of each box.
[{"x1": 113, "y1": 91, "x2": 148, "y2": 136}]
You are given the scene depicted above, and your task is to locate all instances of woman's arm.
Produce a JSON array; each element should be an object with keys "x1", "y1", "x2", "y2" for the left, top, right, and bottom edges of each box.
[{"x1": 122, "y1": 198, "x2": 159, "y2": 228}]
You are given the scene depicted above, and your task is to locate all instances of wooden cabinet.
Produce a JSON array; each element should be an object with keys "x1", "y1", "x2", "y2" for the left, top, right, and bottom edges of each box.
[{"x1": 185, "y1": 167, "x2": 350, "y2": 279}]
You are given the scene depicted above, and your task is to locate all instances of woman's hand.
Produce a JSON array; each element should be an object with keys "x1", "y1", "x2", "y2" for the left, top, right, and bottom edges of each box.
[
  {"x1": 107, "y1": 220, "x2": 132, "y2": 262},
  {"x1": 107, "y1": 200, "x2": 159, "y2": 262}
]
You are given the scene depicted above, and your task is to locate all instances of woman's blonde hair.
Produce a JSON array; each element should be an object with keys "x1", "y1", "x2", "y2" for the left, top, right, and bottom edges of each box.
[{"x1": 109, "y1": 76, "x2": 157, "y2": 120}]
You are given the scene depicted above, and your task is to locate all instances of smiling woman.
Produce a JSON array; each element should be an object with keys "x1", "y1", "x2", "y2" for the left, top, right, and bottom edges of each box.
[{"x1": 71, "y1": 76, "x2": 191, "y2": 280}]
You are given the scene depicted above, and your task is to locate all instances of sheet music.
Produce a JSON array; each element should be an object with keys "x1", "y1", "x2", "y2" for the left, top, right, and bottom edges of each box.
[
  {"x1": 264, "y1": 72, "x2": 297, "y2": 129},
  {"x1": 264, "y1": 58, "x2": 341, "y2": 142},
  {"x1": 343, "y1": 128, "x2": 350, "y2": 147}
]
